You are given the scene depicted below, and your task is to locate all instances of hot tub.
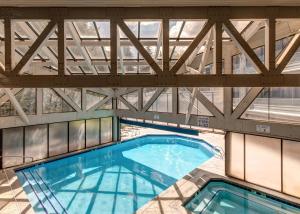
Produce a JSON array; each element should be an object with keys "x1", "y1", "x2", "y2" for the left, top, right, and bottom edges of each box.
[{"x1": 185, "y1": 180, "x2": 300, "y2": 214}]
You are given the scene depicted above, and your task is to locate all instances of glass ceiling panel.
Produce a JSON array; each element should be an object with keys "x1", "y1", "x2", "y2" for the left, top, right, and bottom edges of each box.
[
  {"x1": 124, "y1": 65, "x2": 138, "y2": 73},
  {"x1": 103, "y1": 46, "x2": 111, "y2": 59},
  {"x1": 120, "y1": 21, "x2": 138, "y2": 38},
  {"x1": 121, "y1": 46, "x2": 138, "y2": 59},
  {"x1": 180, "y1": 20, "x2": 205, "y2": 38},
  {"x1": 74, "y1": 21, "x2": 97, "y2": 39},
  {"x1": 139, "y1": 65, "x2": 152, "y2": 74},
  {"x1": 223, "y1": 20, "x2": 251, "y2": 38},
  {"x1": 67, "y1": 65, "x2": 82, "y2": 74},
  {"x1": 14, "y1": 23, "x2": 30, "y2": 39},
  {"x1": 80, "y1": 65, "x2": 94, "y2": 74},
  {"x1": 140, "y1": 46, "x2": 157, "y2": 59},
  {"x1": 95, "y1": 65, "x2": 110, "y2": 74},
  {"x1": 171, "y1": 46, "x2": 188, "y2": 60},
  {"x1": 28, "y1": 21, "x2": 47, "y2": 33},
  {"x1": 140, "y1": 21, "x2": 160, "y2": 38},
  {"x1": 50, "y1": 46, "x2": 71, "y2": 60},
  {"x1": 95, "y1": 21, "x2": 110, "y2": 38},
  {"x1": 157, "y1": 46, "x2": 163, "y2": 59},
  {"x1": 33, "y1": 49, "x2": 49, "y2": 60},
  {"x1": 28, "y1": 20, "x2": 57, "y2": 39},
  {"x1": 231, "y1": 20, "x2": 251, "y2": 33},
  {"x1": 16, "y1": 46, "x2": 29, "y2": 56},
  {"x1": 68, "y1": 46, "x2": 84, "y2": 59},
  {"x1": 86, "y1": 46, "x2": 105, "y2": 59},
  {"x1": 169, "y1": 20, "x2": 184, "y2": 38}
]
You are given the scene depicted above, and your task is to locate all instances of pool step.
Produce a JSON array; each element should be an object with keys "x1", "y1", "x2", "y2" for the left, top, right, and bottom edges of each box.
[{"x1": 22, "y1": 170, "x2": 68, "y2": 214}]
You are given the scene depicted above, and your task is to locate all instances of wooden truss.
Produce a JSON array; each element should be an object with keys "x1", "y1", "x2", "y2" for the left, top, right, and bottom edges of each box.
[{"x1": 0, "y1": 7, "x2": 300, "y2": 87}]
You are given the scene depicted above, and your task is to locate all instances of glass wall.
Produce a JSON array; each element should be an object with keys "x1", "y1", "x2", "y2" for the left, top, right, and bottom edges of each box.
[
  {"x1": 25, "y1": 125, "x2": 48, "y2": 162},
  {"x1": 2, "y1": 127, "x2": 24, "y2": 168},
  {"x1": 0, "y1": 89, "x2": 36, "y2": 117},
  {"x1": 240, "y1": 87, "x2": 300, "y2": 124},
  {"x1": 1, "y1": 117, "x2": 113, "y2": 168},
  {"x1": 86, "y1": 90, "x2": 105, "y2": 110},
  {"x1": 232, "y1": 46, "x2": 264, "y2": 74},
  {"x1": 178, "y1": 88, "x2": 212, "y2": 116},
  {"x1": 49, "y1": 122, "x2": 68, "y2": 156},
  {"x1": 43, "y1": 88, "x2": 74, "y2": 113},
  {"x1": 69, "y1": 120, "x2": 85, "y2": 152},
  {"x1": 118, "y1": 91, "x2": 138, "y2": 110},
  {"x1": 232, "y1": 36, "x2": 300, "y2": 124},
  {"x1": 144, "y1": 88, "x2": 172, "y2": 113},
  {"x1": 86, "y1": 119, "x2": 100, "y2": 147},
  {"x1": 101, "y1": 117, "x2": 113, "y2": 143}
]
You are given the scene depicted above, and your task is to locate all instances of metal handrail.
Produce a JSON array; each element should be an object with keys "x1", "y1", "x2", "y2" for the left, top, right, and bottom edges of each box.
[
  {"x1": 212, "y1": 146, "x2": 224, "y2": 159},
  {"x1": 0, "y1": 155, "x2": 34, "y2": 162}
]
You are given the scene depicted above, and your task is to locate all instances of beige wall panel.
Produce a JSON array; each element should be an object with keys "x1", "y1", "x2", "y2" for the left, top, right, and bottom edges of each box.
[
  {"x1": 227, "y1": 132, "x2": 245, "y2": 179},
  {"x1": 283, "y1": 139, "x2": 300, "y2": 197},
  {"x1": 245, "y1": 135, "x2": 281, "y2": 191}
]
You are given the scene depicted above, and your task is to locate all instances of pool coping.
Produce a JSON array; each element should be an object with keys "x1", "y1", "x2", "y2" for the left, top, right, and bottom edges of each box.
[{"x1": 136, "y1": 167, "x2": 300, "y2": 214}]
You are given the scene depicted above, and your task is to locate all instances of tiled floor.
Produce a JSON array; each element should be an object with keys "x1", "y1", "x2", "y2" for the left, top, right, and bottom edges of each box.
[{"x1": 0, "y1": 170, "x2": 34, "y2": 214}]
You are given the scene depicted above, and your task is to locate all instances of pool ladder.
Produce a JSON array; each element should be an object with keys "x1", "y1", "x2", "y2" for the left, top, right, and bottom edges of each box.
[{"x1": 212, "y1": 146, "x2": 224, "y2": 159}]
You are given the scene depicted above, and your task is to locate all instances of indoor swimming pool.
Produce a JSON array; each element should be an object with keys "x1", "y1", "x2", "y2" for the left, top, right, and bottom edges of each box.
[
  {"x1": 16, "y1": 135, "x2": 214, "y2": 214},
  {"x1": 185, "y1": 181, "x2": 300, "y2": 214}
]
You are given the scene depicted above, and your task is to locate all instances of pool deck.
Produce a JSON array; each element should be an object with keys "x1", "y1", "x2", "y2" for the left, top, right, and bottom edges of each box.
[
  {"x1": 0, "y1": 126, "x2": 299, "y2": 213},
  {"x1": 0, "y1": 169, "x2": 34, "y2": 214}
]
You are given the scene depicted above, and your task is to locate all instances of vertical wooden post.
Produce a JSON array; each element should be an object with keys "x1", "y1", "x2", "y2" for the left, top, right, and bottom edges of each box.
[
  {"x1": 110, "y1": 19, "x2": 118, "y2": 75},
  {"x1": 214, "y1": 21, "x2": 223, "y2": 75},
  {"x1": 163, "y1": 18, "x2": 169, "y2": 73},
  {"x1": 57, "y1": 19, "x2": 66, "y2": 76},
  {"x1": 4, "y1": 18, "x2": 14, "y2": 73},
  {"x1": 265, "y1": 18, "x2": 276, "y2": 73}
]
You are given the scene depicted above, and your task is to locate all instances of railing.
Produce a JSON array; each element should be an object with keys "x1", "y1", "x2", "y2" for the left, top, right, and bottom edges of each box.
[{"x1": 212, "y1": 146, "x2": 224, "y2": 159}]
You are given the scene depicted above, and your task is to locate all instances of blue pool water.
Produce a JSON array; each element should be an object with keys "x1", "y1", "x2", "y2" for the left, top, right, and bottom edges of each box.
[
  {"x1": 17, "y1": 135, "x2": 214, "y2": 214},
  {"x1": 185, "y1": 181, "x2": 300, "y2": 214}
]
